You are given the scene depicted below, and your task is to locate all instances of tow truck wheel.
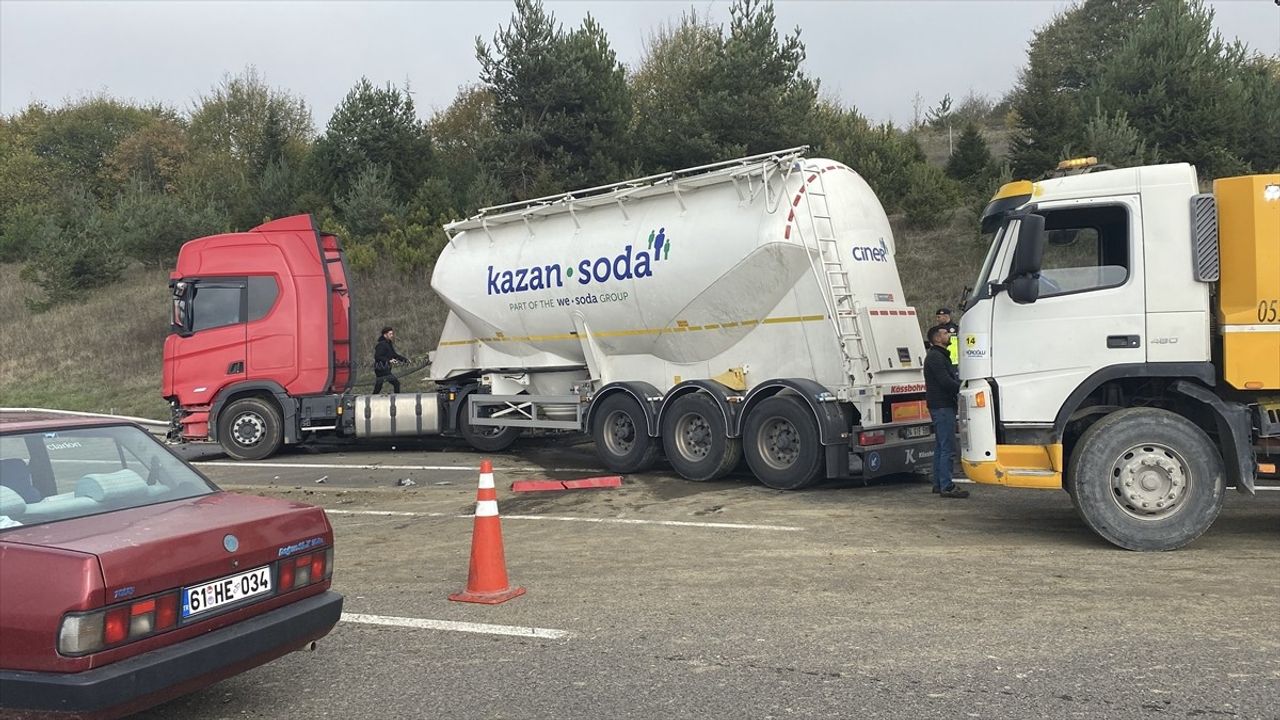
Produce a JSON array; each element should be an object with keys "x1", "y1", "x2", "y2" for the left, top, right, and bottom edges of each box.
[
  {"x1": 591, "y1": 394, "x2": 660, "y2": 473},
  {"x1": 1068, "y1": 407, "x2": 1224, "y2": 551},
  {"x1": 218, "y1": 397, "x2": 283, "y2": 461},
  {"x1": 743, "y1": 395, "x2": 824, "y2": 490},
  {"x1": 661, "y1": 393, "x2": 740, "y2": 482},
  {"x1": 458, "y1": 399, "x2": 522, "y2": 453}
]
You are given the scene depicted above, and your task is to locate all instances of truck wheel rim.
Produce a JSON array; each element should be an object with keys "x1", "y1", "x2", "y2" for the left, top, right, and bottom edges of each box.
[
  {"x1": 603, "y1": 409, "x2": 636, "y2": 456},
  {"x1": 231, "y1": 412, "x2": 265, "y2": 447},
  {"x1": 757, "y1": 416, "x2": 799, "y2": 470},
  {"x1": 1109, "y1": 442, "x2": 1190, "y2": 521},
  {"x1": 674, "y1": 412, "x2": 712, "y2": 461}
]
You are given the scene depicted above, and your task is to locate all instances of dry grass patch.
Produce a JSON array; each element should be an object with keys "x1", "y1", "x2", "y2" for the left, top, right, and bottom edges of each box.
[{"x1": 0, "y1": 264, "x2": 172, "y2": 418}]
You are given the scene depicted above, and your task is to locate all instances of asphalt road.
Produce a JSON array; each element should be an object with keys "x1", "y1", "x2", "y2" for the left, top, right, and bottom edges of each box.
[{"x1": 137, "y1": 437, "x2": 1279, "y2": 720}]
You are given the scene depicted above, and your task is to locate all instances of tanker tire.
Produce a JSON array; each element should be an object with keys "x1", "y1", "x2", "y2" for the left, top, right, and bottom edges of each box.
[
  {"x1": 743, "y1": 395, "x2": 823, "y2": 490},
  {"x1": 218, "y1": 397, "x2": 283, "y2": 461},
  {"x1": 661, "y1": 393, "x2": 740, "y2": 482},
  {"x1": 591, "y1": 394, "x2": 659, "y2": 474},
  {"x1": 1068, "y1": 407, "x2": 1224, "y2": 552},
  {"x1": 459, "y1": 400, "x2": 522, "y2": 453}
]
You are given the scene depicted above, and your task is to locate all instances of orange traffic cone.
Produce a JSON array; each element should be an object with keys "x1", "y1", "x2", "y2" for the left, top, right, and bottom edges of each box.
[{"x1": 449, "y1": 459, "x2": 526, "y2": 604}]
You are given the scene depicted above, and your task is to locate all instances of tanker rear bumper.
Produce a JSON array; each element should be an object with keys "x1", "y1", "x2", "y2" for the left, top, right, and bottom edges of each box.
[
  {"x1": 848, "y1": 438, "x2": 935, "y2": 478},
  {"x1": 840, "y1": 422, "x2": 935, "y2": 479}
]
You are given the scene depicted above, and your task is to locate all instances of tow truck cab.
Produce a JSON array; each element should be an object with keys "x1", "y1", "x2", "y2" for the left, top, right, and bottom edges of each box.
[{"x1": 957, "y1": 159, "x2": 1279, "y2": 550}]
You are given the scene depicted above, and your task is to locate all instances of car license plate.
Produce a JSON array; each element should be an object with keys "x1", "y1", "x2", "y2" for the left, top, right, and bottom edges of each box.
[
  {"x1": 182, "y1": 566, "x2": 272, "y2": 619},
  {"x1": 900, "y1": 425, "x2": 931, "y2": 440}
]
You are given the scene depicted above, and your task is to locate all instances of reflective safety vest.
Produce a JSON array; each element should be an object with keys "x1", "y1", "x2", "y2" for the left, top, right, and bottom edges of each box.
[{"x1": 947, "y1": 334, "x2": 959, "y2": 365}]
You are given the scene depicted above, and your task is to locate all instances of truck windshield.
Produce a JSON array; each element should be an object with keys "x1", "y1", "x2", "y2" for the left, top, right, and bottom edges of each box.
[{"x1": 966, "y1": 224, "x2": 1007, "y2": 308}]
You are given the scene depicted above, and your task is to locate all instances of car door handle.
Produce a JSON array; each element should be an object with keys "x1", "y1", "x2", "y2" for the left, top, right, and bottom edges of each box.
[
  {"x1": 1107, "y1": 335, "x2": 1141, "y2": 349},
  {"x1": 227, "y1": 361, "x2": 244, "y2": 374}
]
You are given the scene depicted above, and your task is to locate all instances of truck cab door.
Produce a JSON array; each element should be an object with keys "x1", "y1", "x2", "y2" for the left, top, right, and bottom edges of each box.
[
  {"x1": 989, "y1": 197, "x2": 1146, "y2": 425},
  {"x1": 168, "y1": 278, "x2": 248, "y2": 406}
]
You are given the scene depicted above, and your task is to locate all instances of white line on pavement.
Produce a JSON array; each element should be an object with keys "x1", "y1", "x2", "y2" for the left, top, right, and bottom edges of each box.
[
  {"x1": 341, "y1": 613, "x2": 570, "y2": 639},
  {"x1": 195, "y1": 461, "x2": 597, "y2": 473},
  {"x1": 326, "y1": 508, "x2": 804, "y2": 531}
]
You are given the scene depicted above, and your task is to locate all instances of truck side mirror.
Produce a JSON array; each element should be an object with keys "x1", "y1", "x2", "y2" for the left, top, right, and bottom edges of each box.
[
  {"x1": 1008, "y1": 274, "x2": 1040, "y2": 304},
  {"x1": 1009, "y1": 214, "x2": 1046, "y2": 277},
  {"x1": 1002, "y1": 214, "x2": 1046, "y2": 305}
]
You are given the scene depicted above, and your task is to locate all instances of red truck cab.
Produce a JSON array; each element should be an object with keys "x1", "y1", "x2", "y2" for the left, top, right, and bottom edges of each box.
[{"x1": 163, "y1": 215, "x2": 355, "y2": 459}]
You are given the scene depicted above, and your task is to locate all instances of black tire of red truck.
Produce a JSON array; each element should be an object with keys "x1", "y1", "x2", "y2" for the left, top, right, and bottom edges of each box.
[
  {"x1": 1068, "y1": 407, "x2": 1225, "y2": 551},
  {"x1": 217, "y1": 397, "x2": 284, "y2": 461}
]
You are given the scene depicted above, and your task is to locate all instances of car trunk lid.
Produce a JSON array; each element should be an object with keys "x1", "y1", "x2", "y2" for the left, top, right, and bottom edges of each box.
[{"x1": 2, "y1": 492, "x2": 332, "y2": 602}]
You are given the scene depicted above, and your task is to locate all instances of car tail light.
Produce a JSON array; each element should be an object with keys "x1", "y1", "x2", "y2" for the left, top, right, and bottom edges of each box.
[
  {"x1": 103, "y1": 607, "x2": 129, "y2": 645},
  {"x1": 58, "y1": 590, "x2": 182, "y2": 656},
  {"x1": 859, "y1": 430, "x2": 885, "y2": 446},
  {"x1": 276, "y1": 546, "x2": 334, "y2": 593},
  {"x1": 279, "y1": 558, "x2": 296, "y2": 591},
  {"x1": 155, "y1": 594, "x2": 178, "y2": 631}
]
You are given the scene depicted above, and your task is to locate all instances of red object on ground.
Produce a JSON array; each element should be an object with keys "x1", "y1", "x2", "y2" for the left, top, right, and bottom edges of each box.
[
  {"x1": 562, "y1": 476, "x2": 623, "y2": 490},
  {"x1": 511, "y1": 480, "x2": 568, "y2": 492},
  {"x1": 511, "y1": 476, "x2": 624, "y2": 492},
  {"x1": 449, "y1": 460, "x2": 526, "y2": 605}
]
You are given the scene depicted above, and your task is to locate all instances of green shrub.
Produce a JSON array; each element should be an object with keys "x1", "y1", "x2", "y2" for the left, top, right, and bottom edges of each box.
[
  {"x1": 111, "y1": 184, "x2": 227, "y2": 265},
  {"x1": 22, "y1": 192, "x2": 127, "y2": 310},
  {"x1": 0, "y1": 203, "x2": 55, "y2": 262},
  {"x1": 904, "y1": 163, "x2": 962, "y2": 230}
]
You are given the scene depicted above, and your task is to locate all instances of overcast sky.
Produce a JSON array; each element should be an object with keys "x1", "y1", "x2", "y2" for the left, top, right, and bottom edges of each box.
[{"x1": 2, "y1": 0, "x2": 1277, "y2": 129}]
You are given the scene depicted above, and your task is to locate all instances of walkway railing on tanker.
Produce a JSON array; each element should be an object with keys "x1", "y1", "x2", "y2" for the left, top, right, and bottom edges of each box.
[{"x1": 444, "y1": 146, "x2": 813, "y2": 237}]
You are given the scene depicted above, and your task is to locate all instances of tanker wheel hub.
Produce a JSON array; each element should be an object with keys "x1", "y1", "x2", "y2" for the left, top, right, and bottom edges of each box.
[
  {"x1": 759, "y1": 418, "x2": 800, "y2": 469},
  {"x1": 674, "y1": 413, "x2": 712, "y2": 460},
  {"x1": 603, "y1": 410, "x2": 636, "y2": 455}
]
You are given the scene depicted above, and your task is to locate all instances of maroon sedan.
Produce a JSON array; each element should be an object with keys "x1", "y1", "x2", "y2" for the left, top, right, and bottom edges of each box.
[{"x1": 0, "y1": 416, "x2": 342, "y2": 718}]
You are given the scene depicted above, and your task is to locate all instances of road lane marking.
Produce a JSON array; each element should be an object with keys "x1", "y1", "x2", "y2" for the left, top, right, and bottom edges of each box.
[
  {"x1": 341, "y1": 613, "x2": 570, "y2": 639},
  {"x1": 326, "y1": 508, "x2": 804, "y2": 531},
  {"x1": 195, "y1": 461, "x2": 598, "y2": 473}
]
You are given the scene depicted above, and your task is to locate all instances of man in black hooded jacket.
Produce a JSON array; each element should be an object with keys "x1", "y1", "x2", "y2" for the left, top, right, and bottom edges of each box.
[
  {"x1": 925, "y1": 325, "x2": 969, "y2": 498},
  {"x1": 373, "y1": 326, "x2": 410, "y2": 394}
]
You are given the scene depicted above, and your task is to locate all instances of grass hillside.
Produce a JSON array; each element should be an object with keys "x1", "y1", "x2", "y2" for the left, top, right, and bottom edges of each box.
[{"x1": 0, "y1": 212, "x2": 980, "y2": 420}]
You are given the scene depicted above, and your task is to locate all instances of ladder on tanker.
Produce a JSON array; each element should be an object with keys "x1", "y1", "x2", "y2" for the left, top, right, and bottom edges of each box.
[{"x1": 794, "y1": 166, "x2": 873, "y2": 385}]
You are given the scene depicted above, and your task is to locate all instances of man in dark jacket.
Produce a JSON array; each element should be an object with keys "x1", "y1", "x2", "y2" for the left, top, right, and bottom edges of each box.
[
  {"x1": 925, "y1": 325, "x2": 969, "y2": 498},
  {"x1": 373, "y1": 326, "x2": 410, "y2": 394}
]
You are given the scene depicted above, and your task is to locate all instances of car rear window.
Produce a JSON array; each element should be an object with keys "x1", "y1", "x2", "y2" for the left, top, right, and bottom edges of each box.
[{"x1": 0, "y1": 425, "x2": 218, "y2": 530}]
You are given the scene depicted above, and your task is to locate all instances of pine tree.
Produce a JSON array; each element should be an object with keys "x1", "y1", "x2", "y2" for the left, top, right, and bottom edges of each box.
[
  {"x1": 945, "y1": 124, "x2": 994, "y2": 182},
  {"x1": 1090, "y1": 0, "x2": 1257, "y2": 178},
  {"x1": 1008, "y1": 0, "x2": 1155, "y2": 177},
  {"x1": 476, "y1": 0, "x2": 630, "y2": 199},
  {"x1": 310, "y1": 78, "x2": 431, "y2": 204}
]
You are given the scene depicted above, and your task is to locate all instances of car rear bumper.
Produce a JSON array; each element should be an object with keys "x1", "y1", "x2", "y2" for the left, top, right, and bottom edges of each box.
[{"x1": 0, "y1": 590, "x2": 343, "y2": 718}]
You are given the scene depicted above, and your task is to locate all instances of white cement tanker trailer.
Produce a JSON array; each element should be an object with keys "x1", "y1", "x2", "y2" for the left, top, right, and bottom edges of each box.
[{"x1": 429, "y1": 147, "x2": 936, "y2": 489}]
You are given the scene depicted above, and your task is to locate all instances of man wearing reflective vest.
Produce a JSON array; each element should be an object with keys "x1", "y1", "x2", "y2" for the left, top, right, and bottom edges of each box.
[{"x1": 928, "y1": 308, "x2": 960, "y2": 366}]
